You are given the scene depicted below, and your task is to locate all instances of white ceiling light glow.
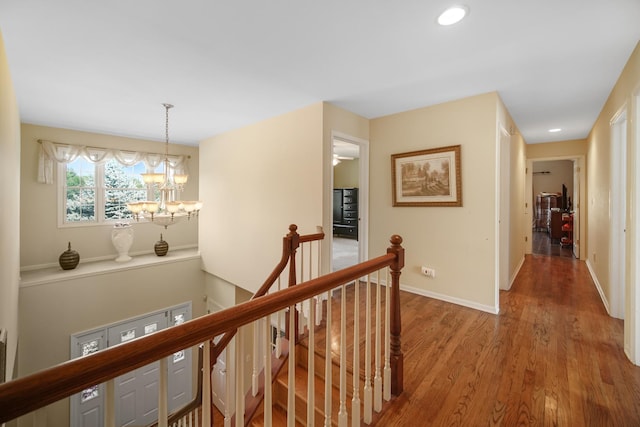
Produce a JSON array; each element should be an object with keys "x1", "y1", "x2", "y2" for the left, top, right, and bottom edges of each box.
[
  {"x1": 437, "y1": 5, "x2": 469, "y2": 26},
  {"x1": 549, "y1": 128, "x2": 562, "y2": 133}
]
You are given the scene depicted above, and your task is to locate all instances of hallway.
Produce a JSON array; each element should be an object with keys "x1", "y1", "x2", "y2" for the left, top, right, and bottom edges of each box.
[{"x1": 374, "y1": 253, "x2": 640, "y2": 425}]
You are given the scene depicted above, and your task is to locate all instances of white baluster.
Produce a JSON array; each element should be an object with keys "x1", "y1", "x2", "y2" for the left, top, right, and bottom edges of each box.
[
  {"x1": 315, "y1": 242, "x2": 323, "y2": 326},
  {"x1": 224, "y1": 336, "x2": 231, "y2": 427},
  {"x1": 264, "y1": 314, "x2": 273, "y2": 427},
  {"x1": 352, "y1": 280, "x2": 361, "y2": 426},
  {"x1": 159, "y1": 357, "x2": 168, "y2": 427},
  {"x1": 338, "y1": 285, "x2": 348, "y2": 427},
  {"x1": 288, "y1": 306, "x2": 296, "y2": 427},
  {"x1": 307, "y1": 296, "x2": 316, "y2": 427},
  {"x1": 324, "y1": 289, "x2": 333, "y2": 427},
  {"x1": 374, "y1": 270, "x2": 382, "y2": 412},
  {"x1": 364, "y1": 274, "x2": 373, "y2": 424},
  {"x1": 202, "y1": 341, "x2": 211, "y2": 426},
  {"x1": 276, "y1": 277, "x2": 283, "y2": 359},
  {"x1": 236, "y1": 327, "x2": 245, "y2": 426},
  {"x1": 384, "y1": 267, "x2": 392, "y2": 401},
  {"x1": 105, "y1": 379, "x2": 115, "y2": 427},
  {"x1": 253, "y1": 321, "x2": 259, "y2": 396}
]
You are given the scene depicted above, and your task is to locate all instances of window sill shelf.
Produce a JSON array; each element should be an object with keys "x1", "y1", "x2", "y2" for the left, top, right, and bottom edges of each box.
[{"x1": 20, "y1": 248, "x2": 201, "y2": 288}]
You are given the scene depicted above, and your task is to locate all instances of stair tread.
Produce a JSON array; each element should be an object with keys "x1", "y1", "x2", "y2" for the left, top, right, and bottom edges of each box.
[{"x1": 250, "y1": 403, "x2": 304, "y2": 427}]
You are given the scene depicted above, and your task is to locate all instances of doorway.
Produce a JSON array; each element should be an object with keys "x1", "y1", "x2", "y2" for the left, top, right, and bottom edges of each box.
[
  {"x1": 331, "y1": 134, "x2": 369, "y2": 271},
  {"x1": 531, "y1": 159, "x2": 579, "y2": 259}
]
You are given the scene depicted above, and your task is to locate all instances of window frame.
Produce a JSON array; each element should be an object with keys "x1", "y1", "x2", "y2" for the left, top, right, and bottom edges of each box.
[{"x1": 57, "y1": 160, "x2": 159, "y2": 228}]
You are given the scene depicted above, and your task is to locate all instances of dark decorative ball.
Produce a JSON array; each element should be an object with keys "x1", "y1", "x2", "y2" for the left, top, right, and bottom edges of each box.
[
  {"x1": 59, "y1": 242, "x2": 80, "y2": 270},
  {"x1": 154, "y1": 234, "x2": 169, "y2": 256}
]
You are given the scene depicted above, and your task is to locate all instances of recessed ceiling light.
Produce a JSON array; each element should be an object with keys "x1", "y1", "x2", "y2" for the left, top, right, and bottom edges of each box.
[
  {"x1": 549, "y1": 128, "x2": 562, "y2": 133},
  {"x1": 437, "y1": 5, "x2": 469, "y2": 26}
]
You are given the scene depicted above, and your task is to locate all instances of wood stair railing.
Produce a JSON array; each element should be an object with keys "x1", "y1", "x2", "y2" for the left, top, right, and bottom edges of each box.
[
  {"x1": 149, "y1": 224, "x2": 324, "y2": 427},
  {"x1": 0, "y1": 226, "x2": 404, "y2": 426}
]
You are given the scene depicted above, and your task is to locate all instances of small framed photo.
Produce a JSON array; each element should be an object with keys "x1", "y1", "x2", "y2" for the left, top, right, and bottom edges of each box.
[{"x1": 391, "y1": 145, "x2": 462, "y2": 207}]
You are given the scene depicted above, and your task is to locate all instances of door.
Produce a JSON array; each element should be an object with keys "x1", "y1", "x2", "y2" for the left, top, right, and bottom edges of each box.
[
  {"x1": 572, "y1": 160, "x2": 580, "y2": 258},
  {"x1": 108, "y1": 312, "x2": 168, "y2": 426},
  {"x1": 71, "y1": 304, "x2": 192, "y2": 427},
  {"x1": 611, "y1": 107, "x2": 627, "y2": 319},
  {"x1": 167, "y1": 306, "x2": 192, "y2": 411},
  {"x1": 71, "y1": 330, "x2": 107, "y2": 427}
]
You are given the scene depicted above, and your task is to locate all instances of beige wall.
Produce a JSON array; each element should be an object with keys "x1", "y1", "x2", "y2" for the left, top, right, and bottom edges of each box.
[
  {"x1": 370, "y1": 93, "x2": 501, "y2": 312},
  {"x1": 20, "y1": 124, "x2": 199, "y2": 268},
  {"x1": 0, "y1": 29, "x2": 21, "y2": 382},
  {"x1": 527, "y1": 138, "x2": 588, "y2": 159},
  {"x1": 18, "y1": 258, "x2": 206, "y2": 426},
  {"x1": 497, "y1": 95, "x2": 528, "y2": 289},
  {"x1": 586, "y1": 41, "x2": 640, "y2": 352},
  {"x1": 532, "y1": 160, "x2": 573, "y2": 200},
  {"x1": 199, "y1": 103, "x2": 324, "y2": 294},
  {"x1": 333, "y1": 159, "x2": 359, "y2": 188}
]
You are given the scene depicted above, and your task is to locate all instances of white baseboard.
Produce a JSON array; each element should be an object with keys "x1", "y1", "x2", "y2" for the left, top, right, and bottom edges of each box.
[
  {"x1": 400, "y1": 284, "x2": 499, "y2": 314},
  {"x1": 502, "y1": 255, "x2": 525, "y2": 291},
  {"x1": 586, "y1": 259, "x2": 611, "y2": 316}
]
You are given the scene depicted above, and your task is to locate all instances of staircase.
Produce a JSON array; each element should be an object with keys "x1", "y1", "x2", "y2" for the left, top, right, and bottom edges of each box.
[
  {"x1": 0, "y1": 225, "x2": 404, "y2": 427},
  {"x1": 249, "y1": 282, "x2": 394, "y2": 426}
]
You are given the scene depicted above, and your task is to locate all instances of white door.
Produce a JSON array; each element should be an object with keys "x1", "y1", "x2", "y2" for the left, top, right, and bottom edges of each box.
[
  {"x1": 573, "y1": 160, "x2": 580, "y2": 258},
  {"x1": 167, "y1": 306, "x2": 192, "y2": 411},
  {"x1": 108, "y1": 312, "x2": 168, "y2": 426},
  {"x1": 71, "y1": 330, "x2": 106, "y2": 427},
  {"x1": 211, "y1": 334, "x2": 231, "y2": 414},
  {"x1": 611, "y1": 107, "x2": 627, "y2": 319},
  {"x1": 71, "y1": 303, "x2": 192, "y2": 427}
]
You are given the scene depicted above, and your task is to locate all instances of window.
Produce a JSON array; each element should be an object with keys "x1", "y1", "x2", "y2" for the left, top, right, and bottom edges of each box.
[{"x1": 60, "y1": 159, "x2": 162, "y2": 226}]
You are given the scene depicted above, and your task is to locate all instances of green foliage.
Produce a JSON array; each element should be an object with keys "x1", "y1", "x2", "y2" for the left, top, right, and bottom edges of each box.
[{"x1": 65, "y1": 160, "x2": 148, "y2": 222}]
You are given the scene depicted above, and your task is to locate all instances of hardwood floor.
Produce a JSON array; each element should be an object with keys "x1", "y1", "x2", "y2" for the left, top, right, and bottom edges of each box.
[
  {"x1": 373, "y1": 254, "x2": 640, "y2": 426},
  {"x1": 532, "y1": 230, "x2": 575, "y2": 258},
  {"x1": 213, "y1": 253, "x2": 640, "y2": 426}
]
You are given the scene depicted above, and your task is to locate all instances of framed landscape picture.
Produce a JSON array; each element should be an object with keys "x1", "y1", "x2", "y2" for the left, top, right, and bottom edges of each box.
[{"x1": 391, "y1": 145, "x2": 462, "y2": 207}]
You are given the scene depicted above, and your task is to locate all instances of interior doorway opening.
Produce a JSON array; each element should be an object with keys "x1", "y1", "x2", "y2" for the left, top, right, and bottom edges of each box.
[
  {"x1": 531, "y1": 159, "x2": 579, "y2": 258},
  {"x1": 331, "y1": 134, "x2": 368, "y2": 271},
  {"x1": 530, "y1": 158, "x2": 581, "y2": 259}
]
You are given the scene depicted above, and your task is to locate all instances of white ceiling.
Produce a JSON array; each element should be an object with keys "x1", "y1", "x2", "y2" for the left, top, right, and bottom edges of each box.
[{"x1": 1, "y1": 1, "x2": 639, "y2": 146}]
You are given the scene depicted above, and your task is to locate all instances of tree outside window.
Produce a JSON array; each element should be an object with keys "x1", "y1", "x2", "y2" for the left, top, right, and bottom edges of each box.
[{"x1": 64, "y1": 159, "x2": 161, "y2": 224}]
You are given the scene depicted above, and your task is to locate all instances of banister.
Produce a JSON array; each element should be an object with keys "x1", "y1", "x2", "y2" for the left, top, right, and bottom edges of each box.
[
  {"x1": 0, "y1": 232, "x2": 402, "y2": 424},
  {"x1": 210, "y1": 225, "x2": 324, "y2": 363}
]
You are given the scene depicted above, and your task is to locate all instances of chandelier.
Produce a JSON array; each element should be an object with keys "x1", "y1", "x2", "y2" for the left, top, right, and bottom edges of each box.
[{"x1": 126, "y1": 103, "x2": 202, "y2": 228}]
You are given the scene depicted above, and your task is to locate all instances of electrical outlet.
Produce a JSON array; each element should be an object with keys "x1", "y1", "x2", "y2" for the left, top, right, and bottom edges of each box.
[{"x1": 421, "y1": 266, "x2": 436, "y2": 278}]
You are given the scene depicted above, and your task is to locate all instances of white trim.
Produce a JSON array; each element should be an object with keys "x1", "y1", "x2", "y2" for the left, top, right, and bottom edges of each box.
[
  {"x1": 586, "y1": 259, "x2": 611, "y2": 316},
  {"x1": 368, "y1": 275, "x2": 499, "y2": 314},
  {"x1": 400, "y1": 284, "x2": 500, "y2": 315},
  {"x1": 508, "y1": 255, "x2": 526, "y2": 291}
]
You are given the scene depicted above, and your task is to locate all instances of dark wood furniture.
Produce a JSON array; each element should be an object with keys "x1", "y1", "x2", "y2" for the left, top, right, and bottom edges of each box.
[
  {"x1": 535, "y1": 193, "x2": 560, "y2": 232},
  {"x1": 333, "y1": 188, "x2": 358, "y2": 239},
  {"x1": 550, "y1": 210, "x2": 563, "y2": 242}
]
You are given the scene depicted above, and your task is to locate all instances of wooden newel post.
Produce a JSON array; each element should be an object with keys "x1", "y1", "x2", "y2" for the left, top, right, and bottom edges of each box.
[
  {"x1": 286, "y1": 224, "x2": 301, "y2": 342},
  {"x1": 387, "y1": 234, "x2": 404, "y2": 395}
]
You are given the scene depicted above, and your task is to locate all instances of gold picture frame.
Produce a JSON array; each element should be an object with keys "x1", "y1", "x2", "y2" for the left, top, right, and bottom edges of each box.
[{"x1": 391, "y1": 145, "x2": 462, "y2": 207}]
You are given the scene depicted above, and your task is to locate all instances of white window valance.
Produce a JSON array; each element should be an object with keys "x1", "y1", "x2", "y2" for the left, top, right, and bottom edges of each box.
[{"x1": 37, "y1": 139, "x2": 188, "y2": 184}]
